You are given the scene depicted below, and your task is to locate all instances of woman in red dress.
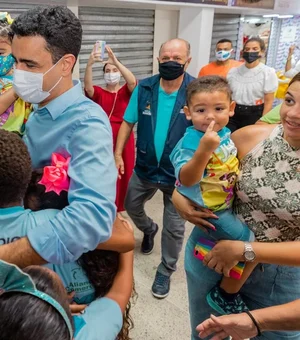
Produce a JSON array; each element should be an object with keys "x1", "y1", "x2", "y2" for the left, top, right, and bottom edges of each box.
[{"x1": 84, "y1": 45, "x2": 136, "y2": 212}]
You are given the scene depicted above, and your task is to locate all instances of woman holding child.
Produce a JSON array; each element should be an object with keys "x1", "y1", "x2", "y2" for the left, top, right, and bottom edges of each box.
[{"x1": 173, "y1": 73, "x2": 300, "y2": 339}]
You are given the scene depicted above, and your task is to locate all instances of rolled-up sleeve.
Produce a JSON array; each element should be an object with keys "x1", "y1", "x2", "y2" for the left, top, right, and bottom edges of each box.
[{"x1": 27, "y1": 116, "x2": 117, "y2": 264}]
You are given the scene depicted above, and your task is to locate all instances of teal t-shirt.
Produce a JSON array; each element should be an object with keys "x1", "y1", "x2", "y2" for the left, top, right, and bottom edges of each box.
[
  {"x1": 124, "y1": 85, "x2": 178, "y2": 162},
  {"x1": 0, "y1": 207, "x2": 95, "y2": 304}
]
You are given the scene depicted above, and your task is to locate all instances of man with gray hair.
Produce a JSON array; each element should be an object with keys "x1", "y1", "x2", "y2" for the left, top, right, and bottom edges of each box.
[{"x1": 115, "y1": 38, "x2": 194, "y2": 298}]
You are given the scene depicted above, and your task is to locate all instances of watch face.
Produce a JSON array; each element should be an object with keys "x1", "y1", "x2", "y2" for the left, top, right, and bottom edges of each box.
[{"x1": 245, "y1": 251, "x2": 256, "y2": 261}]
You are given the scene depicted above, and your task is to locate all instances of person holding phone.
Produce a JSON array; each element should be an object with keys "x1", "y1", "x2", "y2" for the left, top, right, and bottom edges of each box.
[{"x1": 84, "y1": 44, "x2": 136, "y2": 213}]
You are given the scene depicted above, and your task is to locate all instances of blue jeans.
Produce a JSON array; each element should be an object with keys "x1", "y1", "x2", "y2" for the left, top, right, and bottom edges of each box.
[
  {"x1": 185, "y1": 227, "x2": 300, "y2": 340},
  {"x1": 205, "y1": 208, "x2": 255, "y2": 242}
]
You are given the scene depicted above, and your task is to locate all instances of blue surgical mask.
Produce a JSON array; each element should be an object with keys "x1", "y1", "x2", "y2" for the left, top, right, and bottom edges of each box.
[{"x1": 0, "y1": 54, "x2": 15, "y2": 77}]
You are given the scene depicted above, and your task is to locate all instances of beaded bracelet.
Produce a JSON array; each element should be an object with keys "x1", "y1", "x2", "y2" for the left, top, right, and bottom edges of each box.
[{"x1": 245, "y1": 310, "x2": 262, "y2": 337}]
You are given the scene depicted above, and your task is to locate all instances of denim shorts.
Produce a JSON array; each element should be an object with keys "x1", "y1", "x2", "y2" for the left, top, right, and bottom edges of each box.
[{"x1": 185, "y1": 226, "x2": 300, "y2": 340}]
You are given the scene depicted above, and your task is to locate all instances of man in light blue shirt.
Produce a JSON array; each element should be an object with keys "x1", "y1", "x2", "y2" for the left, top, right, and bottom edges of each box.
[
  {"x1": 0, "y1": 6, "x2": 117, "y2": 266},
  {"x1": 115, "y1": 38, "x2": 194, "y2": 298}
]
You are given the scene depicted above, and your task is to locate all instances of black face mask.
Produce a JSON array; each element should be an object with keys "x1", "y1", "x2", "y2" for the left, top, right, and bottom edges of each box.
[
  {"x1": 242, "y1": 51, "x2": 261, "y2": 64},
  {"x1": 158, "y1": 61, "x2": 185, "y2": 81}
]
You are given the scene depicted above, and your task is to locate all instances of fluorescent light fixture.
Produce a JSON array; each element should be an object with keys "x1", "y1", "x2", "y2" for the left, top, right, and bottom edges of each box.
[
  {"x1": 278, "y1": 15, "x2": 294, "y2": 18},
  {"x1": 263, "y1": 14, "x2": 279, "y2": 18}
]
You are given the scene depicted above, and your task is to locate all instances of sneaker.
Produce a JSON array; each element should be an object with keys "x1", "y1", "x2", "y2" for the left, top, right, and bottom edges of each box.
[
  {"x1": 151, "y1": 271, "x2": 170, "y2": 299},
  {"x1": 141, "y1": 224, "x2": 159, "y2": 255},
  {"x1": 206, "y1": 286, "x2": 249, "y2": 315}
]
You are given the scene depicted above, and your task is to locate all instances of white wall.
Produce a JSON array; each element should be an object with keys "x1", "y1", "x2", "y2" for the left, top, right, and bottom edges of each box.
[
  {"x1": 152, "y1": 9, "x2": 179, "y2": 74},
  {"x1": 68, "y1": 5, "x2": 80, "y2": 80},
  {"x1": 178, "y1": 7, "x2": 214, "y2": 77}
]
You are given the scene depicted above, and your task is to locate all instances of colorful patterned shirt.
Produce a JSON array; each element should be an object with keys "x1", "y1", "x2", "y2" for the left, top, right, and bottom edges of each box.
[
  {"x1": 170, "y1": 126, "x2": 239, "y2": 211},
  {"x1": 0, "y1": 74, "x2": 32, "y2": 134}
]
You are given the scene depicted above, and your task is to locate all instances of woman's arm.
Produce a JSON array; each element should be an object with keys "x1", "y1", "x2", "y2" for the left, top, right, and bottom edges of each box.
[
  {"x1": 262, "y1": 93, "x2": 275, "y2": 115},
  {"x1": 96, "y1": 216, "x2": 135, "y2": 253},
  {"x1": 84, "y1": 46, "x2": 101, "y2": 98},
  {"x1": 231, "y1": 124, "x2": 274, "y2": 159},
  {"x1": 105, "y1": 46, "x2": 136, "y2": 93},
  {"x1": 197, "y1": 299, "x2": 300, "y2": 339},
  {"x1": 105, "y1": 250, "x2": 134, "y2": 313},
  {"x1": 285, "y1": 45, "x2": 295, "y2": 72},
  {"x1": 203, "y1": 239, "x2": 300, "y2": 277},
  {"x1": 0, "y1": 87, "x2": 18, "y2": 114}
]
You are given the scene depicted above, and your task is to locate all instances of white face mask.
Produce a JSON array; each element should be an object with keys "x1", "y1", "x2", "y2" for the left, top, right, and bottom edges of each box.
[
  {"x1": 215, "y1": 49, "x2": 232, "y2": 62},
  {"x1": 13, "y1": 58, "x2": 63, "y2": 104},
  {"x1": 104, "y1": 72, "x2": 121, "y2": 85}
]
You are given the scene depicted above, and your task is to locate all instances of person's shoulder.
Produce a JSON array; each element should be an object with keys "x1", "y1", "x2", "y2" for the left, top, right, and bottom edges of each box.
[
  {"x1": 139, "y1": 74, "x2": 160, "y2": 88},
  {"x1": 261, "y1": 63, "x2": 276, "y2": 74},
  {"x1": 231, "y1": 59, "x2": 243, "y2": 65},
  {"x1": 72, "y1": 94, "x2": 109, "y2": 122},
  {"x1": 31, "y1": 209, "x2": 60, "y2": 224},
  {"x1": 232, "y1": 124, "x2": 276, "y2": 157},
  {"x1": 199, "y1": 62, "x2": 216, "y2": 75}
]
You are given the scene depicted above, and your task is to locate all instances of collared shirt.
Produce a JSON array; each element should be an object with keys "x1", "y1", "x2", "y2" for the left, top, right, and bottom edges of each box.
[{"x1": 23, "y1": 80, "x2": 117, "y2": 264}]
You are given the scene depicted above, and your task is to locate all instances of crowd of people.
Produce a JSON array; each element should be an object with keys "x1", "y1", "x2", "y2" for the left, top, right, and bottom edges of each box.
[{"x1": 0, "y1": 5, "x2": 300, "y2": 340}]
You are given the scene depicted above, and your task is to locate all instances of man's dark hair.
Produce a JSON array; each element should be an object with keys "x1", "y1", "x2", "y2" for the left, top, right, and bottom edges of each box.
[
  {"x1": 216, "y1": 39, "x2": 233, "y2": 47},
  {"x1": 243, "y1": 36, "x2": 266, "y2": 52},
  {"x1": 186, "y1": 76, "x2": 232, "y2": 106},
  {"x1": 0, "y1": 266, "x2": 73, "y2": 340},
  {"x1": 0, "y1": 130, "x2": 32, "y2": 207},
  {"x1": 10, "y1": 6, "x2": 82, "y2": 64}
]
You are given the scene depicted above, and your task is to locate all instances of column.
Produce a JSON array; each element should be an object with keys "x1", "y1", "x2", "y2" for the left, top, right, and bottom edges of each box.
[
  {"x1": 153, "y1": 9, "x2": 179, "y2": 74},
  {"x1": 68, "y1": 5, "x2": 80, "y2": 80},
  {"x1": 178, "y1": 7, "x2": 214, "y2": 77}
]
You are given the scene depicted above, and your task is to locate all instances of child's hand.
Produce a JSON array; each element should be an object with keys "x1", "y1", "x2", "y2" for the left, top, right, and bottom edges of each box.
[{"x1": 200, "y1": 121, "x2": 220, "y2": 153}]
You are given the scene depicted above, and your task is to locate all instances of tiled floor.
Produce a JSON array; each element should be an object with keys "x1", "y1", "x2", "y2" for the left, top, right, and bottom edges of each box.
[{"x1": 126, "y1": 190, "x2": 194, "y2": 340}]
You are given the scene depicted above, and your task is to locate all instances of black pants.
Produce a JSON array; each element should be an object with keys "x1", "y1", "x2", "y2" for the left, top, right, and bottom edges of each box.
[{"x1": 227, "y1": 103, "x2": 264, "y2": 133}]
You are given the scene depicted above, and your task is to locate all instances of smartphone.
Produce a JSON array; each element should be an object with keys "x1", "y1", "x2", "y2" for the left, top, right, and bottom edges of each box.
[
  {"x1": 94, "y1": 40, "x2": 106, "y2": 59},
  {"x1": 194, "y1": 237, "x2": 245, "y2": 280}
]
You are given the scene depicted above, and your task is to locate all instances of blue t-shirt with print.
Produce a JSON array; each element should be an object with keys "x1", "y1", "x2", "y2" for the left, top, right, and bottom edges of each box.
[
  {"x1": 124, "y1": 85, "x2": 178, "y2": 162},
  {"x1": 0, "y1": 207, "x2": 95, "y2": 304}
]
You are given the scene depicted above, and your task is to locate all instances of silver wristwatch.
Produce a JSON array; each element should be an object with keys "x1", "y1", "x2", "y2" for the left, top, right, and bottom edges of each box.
[{"x1": 243, "y1": 242, "x2": 256, "y2": 262}]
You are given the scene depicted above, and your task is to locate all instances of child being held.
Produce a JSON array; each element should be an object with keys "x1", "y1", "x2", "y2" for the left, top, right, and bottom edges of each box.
[
  {"x1": 170, "y1": 76, "x2": 255, "y2": 315},
  {"x1": 0, "y1": 12, "x2": 32, "y2": 134},
  {"x1": 0, "y1": 129, "x2": 135, "y2": 340}
]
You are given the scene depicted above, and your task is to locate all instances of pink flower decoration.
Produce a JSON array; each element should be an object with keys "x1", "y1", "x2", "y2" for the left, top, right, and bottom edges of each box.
[{"x1": 38, "y1": 153, "x2": 71, "y2": 195}]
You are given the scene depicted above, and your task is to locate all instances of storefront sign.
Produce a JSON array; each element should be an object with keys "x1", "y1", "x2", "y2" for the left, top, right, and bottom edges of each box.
[
  {"x1": 161, "y1": 0, "x2": 228, "y2": 5},
  {"x1": 161, "y1": 0, "x2": 275, "y2": 9},
  {"x1": 228, "y1": 0, "x2": 275, "y2": 9},
  {"x1": 281, "y1": 26, "x2": 297, "y2": 43}
]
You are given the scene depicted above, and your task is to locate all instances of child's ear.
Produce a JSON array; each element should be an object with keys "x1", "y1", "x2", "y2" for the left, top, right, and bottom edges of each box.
[
  {"x1": 229, "y1": 100, "x2": 236, "y2": 117},
  {"x1": 184, "y1": 105, "x2": 192, "y2": 120}
]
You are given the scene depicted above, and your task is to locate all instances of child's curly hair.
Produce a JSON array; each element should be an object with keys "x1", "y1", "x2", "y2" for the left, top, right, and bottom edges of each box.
[
  {"x1": 24, "y1": 169, "x2": 136, "y2": 340},
  {"x1": 0, "y1": 129, "x2": 32, "y2": 207}
]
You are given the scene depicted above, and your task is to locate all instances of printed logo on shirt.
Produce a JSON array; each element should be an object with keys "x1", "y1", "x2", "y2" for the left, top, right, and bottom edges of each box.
[
  {"x1": 142, "y1": 104, "x2": 152, "y2": 116},
  {"x1": 0, "y1": 236, "x2": 21, "y2": 245},
  {"x1": 180, "y1": 105, "x2": 187, "y2": 114}
]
